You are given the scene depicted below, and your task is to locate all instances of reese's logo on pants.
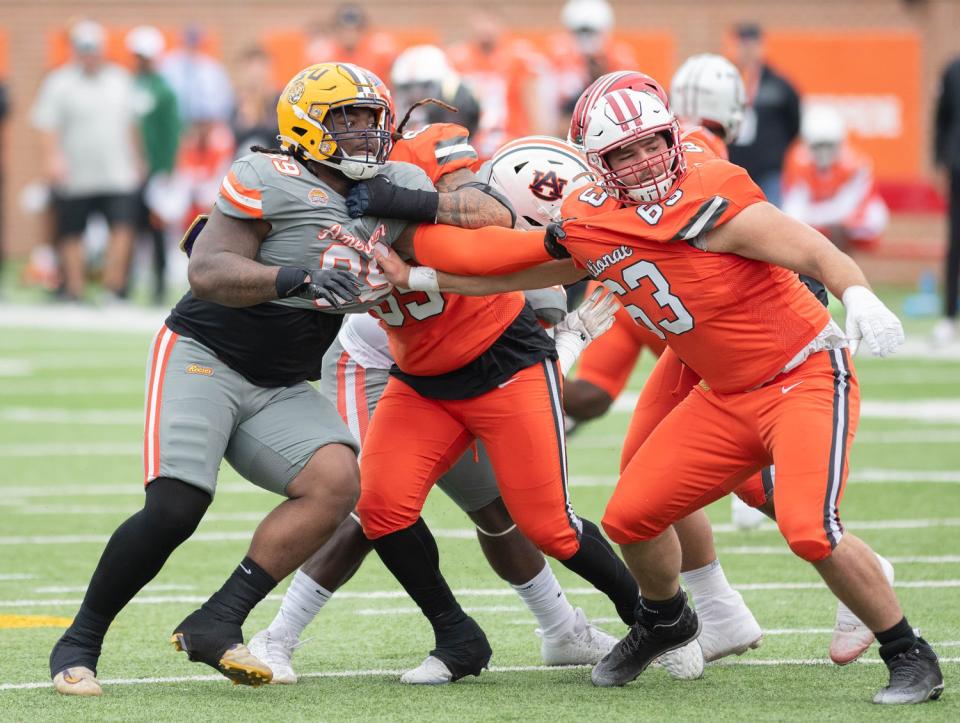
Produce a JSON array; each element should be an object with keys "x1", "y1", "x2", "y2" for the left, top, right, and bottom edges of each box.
[{"x1": 186, "y1": 363, "x2": 214, "y2": 376}]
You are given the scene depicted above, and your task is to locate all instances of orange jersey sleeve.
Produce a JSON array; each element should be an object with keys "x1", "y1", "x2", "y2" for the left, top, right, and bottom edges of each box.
[
  {"x1": 412, "y1": 224, "x2": 552, "y2": 276},
  {"x1": 681, "y1": 126, "x2": 728, "y2": 161},
  {"x1": 389, "y1": 123, "x2": 479, "y2": 184},
  {"x1": 559, "y1": 160, "x2": 830, "y2": 393}
]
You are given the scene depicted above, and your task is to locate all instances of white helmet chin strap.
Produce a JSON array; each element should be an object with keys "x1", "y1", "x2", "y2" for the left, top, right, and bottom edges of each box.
[
  {"x1": 624, "y1": 176, "x2": 674, "y2": 203},
  {"x1": 317, "y1": 154, "x2": 380, "y2": 181}
]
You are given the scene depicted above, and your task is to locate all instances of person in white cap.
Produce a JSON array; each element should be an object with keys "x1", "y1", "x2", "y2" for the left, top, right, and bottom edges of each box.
[
  {"x1": 30, "y1": 20, "x2": 142, "y2": 302},
  {"x1": 126, "y1": 26, "x2": 181, "y2": 304}
]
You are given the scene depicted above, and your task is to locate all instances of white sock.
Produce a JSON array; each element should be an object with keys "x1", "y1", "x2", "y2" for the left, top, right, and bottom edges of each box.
[
  {"x1": 269, "y1": 569, "x2": 333, "y2": 638},
  {"x1": 681, "y1": 559, "x2": 738, "y2": 605},
  {"x1": 511, "y1": 562, "x2": 577, "y2": 640}
]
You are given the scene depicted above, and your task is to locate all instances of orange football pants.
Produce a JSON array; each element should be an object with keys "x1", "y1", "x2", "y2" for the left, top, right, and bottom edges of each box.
[
  {"x1": 620, "y1": 346, "x2": 771, "y2": 508},
  {"x1": 604, "y1": 349, "x2": 859, "y2": 562},
  {"x1": 356, "y1": 359, "x2": 582, "y2": 559}
]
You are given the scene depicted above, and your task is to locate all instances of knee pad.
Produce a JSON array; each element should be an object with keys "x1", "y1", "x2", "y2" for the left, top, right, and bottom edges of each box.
[
  {"x1": 356, "y1": 491, "x2": 418, "y2": 541},
  {"x1": 778, "y1": 519, "x2": 835, "y2": 562},
  {"x1": 601, "y1": 501, "x2": 664, "y2": 546},
  {"x1": 519, "y1": 521, "x2": 580, "y2": 559},
  {"x1": 143, "y1": 477, "x2": 211, "y2": 544}
]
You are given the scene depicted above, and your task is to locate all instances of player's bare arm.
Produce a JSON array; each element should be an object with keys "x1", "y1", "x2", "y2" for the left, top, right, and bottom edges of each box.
[
  {"x1": 705, "y1": 201, "x2": 869, "y2": 298},
  {"x1": 345, "y1": 168, "x2": 515, "y2": 229},
  {"x1": 189, "y1": 208, "x2": 360, "y2": 309},
  {"x1": 188, "y1": 207, "x2": 278, "y2": 307},
  {"x1": 376, "y1": 241, "x2": 583, "y2": 295},
  {"x1": 434, "y1": 168, "x2": 515, "y2": 229}
]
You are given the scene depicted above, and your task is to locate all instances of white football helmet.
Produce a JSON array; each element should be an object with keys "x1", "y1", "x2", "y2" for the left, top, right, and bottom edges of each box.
[
  {"x1": 487, "y1": 136, "x2": 595, "y2": 230},
  {"x1": 391, "y1": 45, "x2": 451, "y2": 89},
  {"x1": 801, "y1": 105, "x2": 846, "y2": 170},
  {"x1": 670, "y1": 54, "x2": 746, "y2": 142},
  {"x1": 582, "y1": 89, "x2": 685, "y2": 204}
]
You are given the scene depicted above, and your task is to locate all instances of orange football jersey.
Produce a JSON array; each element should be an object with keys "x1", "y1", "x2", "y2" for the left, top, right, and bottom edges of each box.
[
  {"x1": 681, "y1": 126, "x2": 728, "y2": 161},
  {"x1": 390, "y1": 123, "x2": 480, "y2": 184},
  {"x1": 372, "y1": 122, "x2": 524, "y2": 376},
  {"x1": 560, "y1": 160, "x2": 832, "y2": 393}
]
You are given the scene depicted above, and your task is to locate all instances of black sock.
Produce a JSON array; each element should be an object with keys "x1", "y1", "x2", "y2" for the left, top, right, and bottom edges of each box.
[
  {"x1": 51, "y1": 478, "x2": 210, "y2": 675},
  {"x1": 637, "y1": 588, "x2": 686, "y2": 625},
  {"x1": 371, "y1": 518, "x2": 468, "y2": 637},
  {"x1": 876, "y1": 617, "x2": 918, "y2": 662},
  {"x1": 558, "y1": 518, "x2": 640, "y2": 625},
  {"x1": 200, "y1": 556, "x2": 277, "y2": 626}
]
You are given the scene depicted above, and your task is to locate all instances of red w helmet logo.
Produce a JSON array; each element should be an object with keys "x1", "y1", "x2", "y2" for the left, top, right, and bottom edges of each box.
[{"x1": 529, "y1": 170, "x2": 568, "y2": 202}]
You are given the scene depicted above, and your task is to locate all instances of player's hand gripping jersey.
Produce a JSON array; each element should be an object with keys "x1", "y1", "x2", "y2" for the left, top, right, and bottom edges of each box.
[
  {"x1": 560, "y1": 159, "x2": 834, "y2": 394},
  {"x1": 166, "y1": 151, "x2": 433, "y2": 387}
]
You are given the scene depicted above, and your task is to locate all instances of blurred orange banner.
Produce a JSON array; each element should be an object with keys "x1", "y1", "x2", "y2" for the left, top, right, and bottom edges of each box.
[{"x1": 761, "y1": 31, "x2": 921, "y2": 181}]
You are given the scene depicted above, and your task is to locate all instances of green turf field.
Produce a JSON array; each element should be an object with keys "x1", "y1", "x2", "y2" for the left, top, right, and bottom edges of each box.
[{"x1": 0, "y1": 290, "x2": 957, "y2": 721}]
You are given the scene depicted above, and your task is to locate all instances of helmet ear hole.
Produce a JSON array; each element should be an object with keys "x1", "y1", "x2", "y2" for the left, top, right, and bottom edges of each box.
[{"x1": 292, "y1": 126, "x2": 308, "y2": 137}]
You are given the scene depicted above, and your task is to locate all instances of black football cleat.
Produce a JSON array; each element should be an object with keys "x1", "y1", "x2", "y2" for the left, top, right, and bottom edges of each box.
[
  {"x1": 170, "y1": 608, "x2": 271, "y2": 687},
  {"x1": 592, "y1": 596, "x2": 701, "y2": 687},
  {"x1": 874, "y1": 637, "x2": 944, "y2": 704},
  {"x1": 401, "y1": 616, "x2": 492, "y2": 684}
]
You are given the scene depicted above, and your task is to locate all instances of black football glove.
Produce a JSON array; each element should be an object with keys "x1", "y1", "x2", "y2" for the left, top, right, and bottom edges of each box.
[
  {"x1": 544, "y1": 222, "x2": 571, "y2": 259},
  {"x1": 275, "y1": 266, "x2": 360, "y2": 309},
  {"x1": 345, "y1": 174, "x2": 440, "y2": 222}
]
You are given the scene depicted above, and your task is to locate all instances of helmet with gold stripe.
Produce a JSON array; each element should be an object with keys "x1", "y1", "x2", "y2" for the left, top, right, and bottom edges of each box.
[{"x1": 277, "y1": 62, "x2": 393, "y2": 180}]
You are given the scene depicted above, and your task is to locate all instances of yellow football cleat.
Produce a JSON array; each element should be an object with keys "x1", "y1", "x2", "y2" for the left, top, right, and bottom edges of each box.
[
  {"x1": 171, "y1": 635, "x2": 272, "y2": 687},
  {"x1": 53, "y1": 666, "x2": 102, "y2": 696}
]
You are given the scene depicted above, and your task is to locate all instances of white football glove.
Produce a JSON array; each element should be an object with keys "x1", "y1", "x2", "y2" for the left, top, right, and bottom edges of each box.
[
  {"x1": 841, "y1": 285, "x2": 905, "y2": 357},
  {"x1": 554, "y1": 287, "x2": 619, "y2": 375}
]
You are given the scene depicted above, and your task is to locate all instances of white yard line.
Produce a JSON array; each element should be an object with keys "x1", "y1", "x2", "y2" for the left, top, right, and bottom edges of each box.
[
  {"x1": 0, "y1": 304, "x2": 166, "y2": 333},
  {"x1": 572, "y1": 429, "x2": 960, "y2": 448},
  {"x1": 3, "y1": 580, "x2": 958, "y2": 609},
  {"x1": 567, "y1": 470, "x2": 960, "y2": 487},
  {"x1": 2, "y1": 657, "x2": 960, "y2": 691},
  {"x1": 0, "y1": 409, "x2": 143, "y2": 425},
  {"x1": 610, "y1": 394, "x2": 960, "y2": 422},
  {"x1": 2, "y1": 518, "x2": 960, "y2": 545}
]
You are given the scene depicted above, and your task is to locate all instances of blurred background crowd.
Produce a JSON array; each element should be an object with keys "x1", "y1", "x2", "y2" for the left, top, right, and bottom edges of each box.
[{"x1": 0, "y1": 0, "x2": 959, "y2": 344}]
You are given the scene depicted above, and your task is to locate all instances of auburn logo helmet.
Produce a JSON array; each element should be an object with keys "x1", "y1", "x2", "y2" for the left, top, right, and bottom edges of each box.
[
  {"x1": 486, "y1": 136, "x2": 594, "y2": 230},
  {"x1": 568, "y1": 70, "x2": 669, "y2": 149},
  {"x1": 277, "y1": 62, "x2": 394, "y2": 180}
]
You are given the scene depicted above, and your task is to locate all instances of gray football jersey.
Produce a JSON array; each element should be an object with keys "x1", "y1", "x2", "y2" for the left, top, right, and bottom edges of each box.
[{"x1": 216, "y1": 152, "x2": 434, "y2": 313}]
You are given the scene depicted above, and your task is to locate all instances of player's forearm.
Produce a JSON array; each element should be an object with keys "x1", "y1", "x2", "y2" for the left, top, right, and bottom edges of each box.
[
  {"x1": 436, "y1": 187, "x2": 513, "y2": 229},
  {"x1": 413, "y1": 224, "x2": 552, "y2": 276},
  {"x1": 188, "y1": 251, "x2": 282, "y2": 307},
  {"x1": 434, "y1": 260, "x2": 584, "y2": 296},
  {"x1": 708, "y1": 201, "x2": 869, "y2": 298}
]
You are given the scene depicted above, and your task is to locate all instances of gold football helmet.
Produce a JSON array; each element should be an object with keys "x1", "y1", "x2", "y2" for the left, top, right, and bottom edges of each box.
[{"x1": 277, "y1": 62, "x2": 393, "y2": 180}]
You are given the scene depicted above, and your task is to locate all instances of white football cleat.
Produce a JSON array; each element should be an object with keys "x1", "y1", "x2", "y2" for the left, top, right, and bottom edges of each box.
[
  {"x1": 248, "y1": 627, "x2": 300, "y2": 684},
  {"x1": 400, "y1": 655, "x2": 454, "y2": 685},
  {"x1": 657, "y1": 639, "x2": 705, "y2": 680},
  {"x1": 930, "y1": 318, "x2": 957, "y2": 348},
  {"x1": 830, "y1": 555, "x2": 895, "y2": 665},
  {"x1": 537, "y1": 607, "x2": 618, "y2": 666},
  {"x1": 53, "y1": 666, "x2": 102, "y2": 696},
  {"x1": 696, "y1": 591, "x2": 763, "y2": 662},
  {"x1": 731, "y1": 495, "x2": 768, "y2": 530}
]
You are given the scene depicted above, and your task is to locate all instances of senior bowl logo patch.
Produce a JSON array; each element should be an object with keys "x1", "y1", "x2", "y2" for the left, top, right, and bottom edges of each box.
[
  {"x1": 308, "y1": 188, "x2": 329, "y2": 206},
  {"x1": 186, "y1": 363, "x2": 214, "y2": 376},
  {"x1": 287, "y1": 81, "x2": 305, "y2": 104}
]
